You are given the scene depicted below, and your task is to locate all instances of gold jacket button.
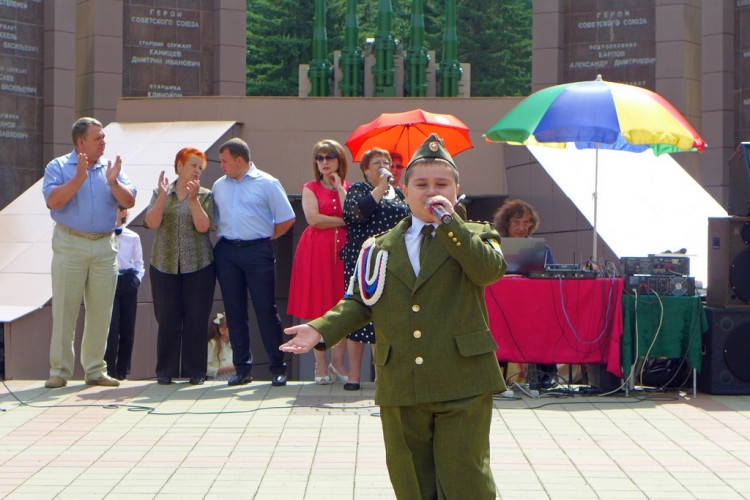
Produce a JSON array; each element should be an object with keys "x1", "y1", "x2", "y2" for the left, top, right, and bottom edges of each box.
[
  {"x1": 452, "y1": 237, "x2": 458, "y2": 242},
  {"x1": 413, "y1": 330, "x2": 422, "y2": 338},
  {"x1": 412, "y1": 304, "x2": 420, "y2": 312},
  {"x1": 456, "y1": 242, "x2": 462, "y2": 247},
  {"x1": 448, "y1": 231, "x2": 454, "y2": 237},
  {"x1": 415, "y1": 357, "x2": 424, "y2": 365}
]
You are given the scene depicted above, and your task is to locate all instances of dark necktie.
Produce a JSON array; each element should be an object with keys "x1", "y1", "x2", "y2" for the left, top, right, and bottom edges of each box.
[
  {"x1": 115, "y1": 228, "x2": 123, "y2": 235},
  {"x1": 419, "y1": 224, "x2": 434, "y2": 265}
]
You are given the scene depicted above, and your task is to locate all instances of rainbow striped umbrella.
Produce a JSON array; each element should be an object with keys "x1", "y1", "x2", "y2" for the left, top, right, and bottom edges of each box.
[
  {"x1": 485, "y1": 75, "x2": 705, "y2": 154},
  {"x1": 484, "y1": 75, "x2": 706, "y2": 260}
]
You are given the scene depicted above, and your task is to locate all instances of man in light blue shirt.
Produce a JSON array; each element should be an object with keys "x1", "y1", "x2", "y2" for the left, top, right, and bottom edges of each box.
[
  {"x1": 212, "y1": 138, "x2": 295, "y2": 387},
  {"x1": 42, "y1": 117, "x2": 136, "y2": 388}
]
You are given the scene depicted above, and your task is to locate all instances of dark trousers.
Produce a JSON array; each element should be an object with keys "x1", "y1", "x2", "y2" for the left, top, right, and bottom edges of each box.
[
  {"x1": 105, "y1": 271, "x2": 140, "y2": 379},
  {"x1": 214, "y1": 238, "x2": 286, "y2": 377},
  {"x1": 150, "y1": 264, "x2": 215, "y2": 379}
]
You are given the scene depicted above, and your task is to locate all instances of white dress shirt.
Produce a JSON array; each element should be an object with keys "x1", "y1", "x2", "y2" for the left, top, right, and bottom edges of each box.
[
  {"x1": 405, "y1": 216, "x2": 436, "y2": 276},
  {"x1": 115, "y1": 227, "x2": 145, "y2": 282}
]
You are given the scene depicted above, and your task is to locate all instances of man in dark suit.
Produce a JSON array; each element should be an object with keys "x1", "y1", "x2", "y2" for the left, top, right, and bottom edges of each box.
[{"x1": 281, "y1": 133, "x2": 507, "y2": 499}]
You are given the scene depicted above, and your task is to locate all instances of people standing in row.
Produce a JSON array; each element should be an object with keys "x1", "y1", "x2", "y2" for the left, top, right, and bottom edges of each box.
[
  {"x1": 494, "y1": 198, "x2": 557, "y2": 389},
  {"x1": 213, "y1": 138, "x2": 296, "y2": 387},
  {"x1": 281, "y1": 134, "x2": 507, "y2": 499},
  {"x1": 105, "y1": 206, "x2": 144, "y2": 381},
  {"x1": 42, "y1": 117, "x2": 136, "y2": 389},
  {"x1": 341, "y1": 148, "x2": 410, "y2": 390},
  {"x1": 207, "y1": 312, "x2": 236, "y2": 381},
  {"x1": 288, "y1": 140, "x2": 350, "y2": 384},
  {"x1": 144, "y1": 147, "x2": 215, "y2": 386}
]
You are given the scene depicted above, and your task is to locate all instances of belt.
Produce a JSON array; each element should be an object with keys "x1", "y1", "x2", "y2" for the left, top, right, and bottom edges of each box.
[
  {"x1": 221, "y1": 237, "x2": 270, "y2": 247},
  {"x1": 57, "y1": 223, "x2": 113, "y2": 240}
]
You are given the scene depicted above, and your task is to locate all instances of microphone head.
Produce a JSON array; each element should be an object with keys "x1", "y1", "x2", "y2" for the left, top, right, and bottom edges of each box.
[
  {"x1": 430, "y1": 204, "x2": 453, "y2": 225},
  {"x1": 379, "y1": 168, "x2": 394, "y2": 185}
]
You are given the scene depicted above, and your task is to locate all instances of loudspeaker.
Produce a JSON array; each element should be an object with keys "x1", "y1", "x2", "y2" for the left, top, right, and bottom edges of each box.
[
  {"x1": 585, "y1": 363, "x2": 622, "y2": 393},
  {"x1": 727, "y1": 142, "x2": 750, "y2": 216},
  {"x1": 707, "y1": 217, "x2": 750, "y2": 307},
  {"x1": 698, "y1": 307, "x2": 750, "y2": 395}
]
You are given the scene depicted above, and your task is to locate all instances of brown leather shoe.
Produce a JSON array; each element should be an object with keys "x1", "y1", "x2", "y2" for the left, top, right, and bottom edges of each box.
[
  {"x1": 45, "y1": 376, "x2": 67, "y2": 388},
  {"x1": 85, "y1": 375, "x2": 120, "y2": 387}
]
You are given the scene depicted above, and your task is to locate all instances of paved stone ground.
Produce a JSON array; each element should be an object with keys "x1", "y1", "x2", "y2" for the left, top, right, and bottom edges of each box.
[{"x1": 1, "y1": 379, "x2": 749, "y2": 499}]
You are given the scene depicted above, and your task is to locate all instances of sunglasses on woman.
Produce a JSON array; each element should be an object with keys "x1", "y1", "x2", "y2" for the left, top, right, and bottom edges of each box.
[{"x1": 316, "y1": 154, "x2": 337, "y2": 162}]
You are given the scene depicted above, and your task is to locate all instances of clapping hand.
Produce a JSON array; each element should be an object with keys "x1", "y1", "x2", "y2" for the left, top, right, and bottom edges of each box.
[
  {"x1": 157, "y1": 170, "x2": 169, "y2": 195},
  {"x1": 106, "y1": 155, "x2": 122, "y2": 186},
  {"x1": 186, "y1": 179, "x2": 201, "y2": 199},
  {"x1": 76, "y1": 152, "x2": 90, "y2": 180}
]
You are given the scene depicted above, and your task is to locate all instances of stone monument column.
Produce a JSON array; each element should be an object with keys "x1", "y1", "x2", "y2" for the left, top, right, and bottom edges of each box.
[
  {"x1": 0, "y1": 0, "x2": 45, "y2": 209},
  {"x1": 75, "y1": 0, "x2": 123, "y2": 125},
  {"x1": 213, "y1": 0, "x2": 246, "y2": 96},
  {"x1": 531, "y1": 0, "x2": 564, "y2": 92},
  {"x1": 43, "y1": 0, "x2": 76, "y2": 163},
  {"x1": 655, "y1": 0, "x2": 702, "y2": 179},
  {"x1": 701, "y1": 2, "x2": 735, "y2": 206},
  {"x1": 0, "y1": 0, "x2": 246, "y2": 210}
]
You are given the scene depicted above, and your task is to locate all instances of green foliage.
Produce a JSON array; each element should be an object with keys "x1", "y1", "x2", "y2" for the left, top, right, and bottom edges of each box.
[
  {"x1": 246, "y1": 0, "x2": 531, "y2": 97},
  {"x1": 455, "y1": 0, "x2": 532, "y2": 96},
  {"x1": 247, "y1": 1, "x2": 315, "y2": 95}
]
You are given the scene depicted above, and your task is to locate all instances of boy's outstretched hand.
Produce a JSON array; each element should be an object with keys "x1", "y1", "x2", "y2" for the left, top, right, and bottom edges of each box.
[{"x1": 280, "y1": 324, "x2": 322, "y2": 354}]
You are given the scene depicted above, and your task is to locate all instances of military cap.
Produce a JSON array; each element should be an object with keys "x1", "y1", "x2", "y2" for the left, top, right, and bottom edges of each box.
[{"x1": 406, "y1": 133, "x2": 457, "y2": 170}]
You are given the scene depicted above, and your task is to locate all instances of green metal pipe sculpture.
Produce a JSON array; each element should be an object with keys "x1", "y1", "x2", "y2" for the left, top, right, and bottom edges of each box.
[
  {"x1": 437, "y1": 0, "x2": 462, "y2": 97},
  {"x1": 404, "y1": 0, "x2": 429, "y2": 97},
  {"x1": 339, "y1": 0, "x2": 363, "y2": 96},
  {"x1": 373, "y1": 0, "x2": 396, "y2": 96},
  {"x1": 308, "y1": 0, "x2": 333, "y2": 96}
]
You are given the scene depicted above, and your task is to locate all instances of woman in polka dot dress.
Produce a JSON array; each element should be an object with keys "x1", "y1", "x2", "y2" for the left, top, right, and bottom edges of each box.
[{"x1": 341, "y1": 147, "x2": 410, "y2": 390}]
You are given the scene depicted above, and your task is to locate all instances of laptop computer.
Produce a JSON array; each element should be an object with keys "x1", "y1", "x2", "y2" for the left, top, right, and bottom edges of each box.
[{"x1": 500, "y1": 237, "x2": 547, "y2": 275}]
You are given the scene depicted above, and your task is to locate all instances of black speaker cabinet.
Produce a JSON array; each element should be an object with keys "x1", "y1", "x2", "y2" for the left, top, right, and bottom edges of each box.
[
  {"x1": 707, "y1": 217, "x2": 750, "y2": 307},
  {"x1": 585, "y1": 363, "x2": 622, "y2": 393},
  {"x1": 698, "y1": 307, "x2": 750, "y2": 395},
  {"x1": 728, "y1": 142, "x2": 750, "y2": 216}
]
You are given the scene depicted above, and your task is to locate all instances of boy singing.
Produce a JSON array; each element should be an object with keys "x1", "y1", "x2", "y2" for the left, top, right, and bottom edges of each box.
[{"x1": 280, "y1": 133, "x2": 507, "y2": 499}]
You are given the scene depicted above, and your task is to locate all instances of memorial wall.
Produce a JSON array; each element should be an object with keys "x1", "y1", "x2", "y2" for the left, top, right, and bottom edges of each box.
[
  {"x1": 737, "y1": 1, "x2": 750, "y2": 145},
  {"x1": 563, "y1": 0, "x2": 655, "y2": 89},
  {"x1": 0, "y1": 0, "x2": 43, "y2": 209},
  {"x1": 123, "y1": 0, "x2": 214, "y2": 97}
]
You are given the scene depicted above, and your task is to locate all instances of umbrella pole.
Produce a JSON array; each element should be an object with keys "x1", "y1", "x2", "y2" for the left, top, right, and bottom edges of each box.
[{"x1": 592, "y1": 144, "x2": 599, "y2": 264}]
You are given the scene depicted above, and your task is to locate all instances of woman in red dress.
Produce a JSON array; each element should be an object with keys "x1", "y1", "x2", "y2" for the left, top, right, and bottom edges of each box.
[{"x1": 288, "y1": 139, "x2": 350, "y2": 383}]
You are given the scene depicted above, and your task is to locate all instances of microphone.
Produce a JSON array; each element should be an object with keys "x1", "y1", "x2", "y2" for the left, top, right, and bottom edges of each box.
[
  {"x1": 379, "y1": 168, "x2": 394, "y2": 185},
  {"x1": 430, "y1": 204, "x2": 453, "y2": 225}
]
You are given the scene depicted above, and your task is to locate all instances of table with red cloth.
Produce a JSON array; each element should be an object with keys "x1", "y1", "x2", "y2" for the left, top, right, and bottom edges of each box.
[{"x1": 485, "y1": 276, "x2": 625, "y2": 377}]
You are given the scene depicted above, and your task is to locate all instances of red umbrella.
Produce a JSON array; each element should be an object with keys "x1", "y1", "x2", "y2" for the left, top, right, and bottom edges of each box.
[{"x1": 345, "y1": 108, "x2": 473, "y2": 162}]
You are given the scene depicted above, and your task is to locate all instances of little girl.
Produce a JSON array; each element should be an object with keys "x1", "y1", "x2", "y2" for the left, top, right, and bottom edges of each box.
[{"x1": 207, "y1": 313, "x2": 235, "y2": 381}]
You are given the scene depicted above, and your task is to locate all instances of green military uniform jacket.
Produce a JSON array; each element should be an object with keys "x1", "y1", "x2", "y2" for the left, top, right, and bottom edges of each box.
[{"x1": 310, "y1": 216, "x2": 507, "y2": 406}]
